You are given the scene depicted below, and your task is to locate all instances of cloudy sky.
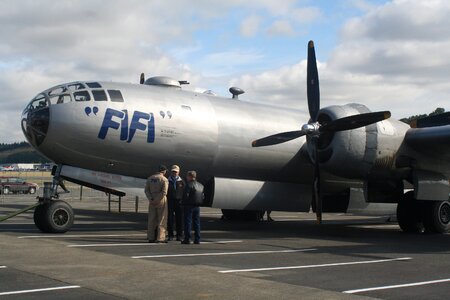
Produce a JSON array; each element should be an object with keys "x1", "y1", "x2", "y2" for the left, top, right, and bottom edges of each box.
[{"x1": 1, "y1": 0, "x2": 449, "y2": 143}]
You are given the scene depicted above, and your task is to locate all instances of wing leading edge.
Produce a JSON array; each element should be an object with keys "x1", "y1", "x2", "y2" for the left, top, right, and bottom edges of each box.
[{"x1": 403, "y1": 125, "x2": 450, "y2": 159}]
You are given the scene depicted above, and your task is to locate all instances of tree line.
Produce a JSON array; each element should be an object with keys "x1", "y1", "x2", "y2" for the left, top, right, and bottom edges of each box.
[{"x1": 399, "y1": 107, "x2": 445, "y2": 126}]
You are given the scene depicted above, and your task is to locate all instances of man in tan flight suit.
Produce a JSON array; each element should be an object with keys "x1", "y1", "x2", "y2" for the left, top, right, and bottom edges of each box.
[{"x1": 145, "y1": 165, "x2": 169, "y2": 243}]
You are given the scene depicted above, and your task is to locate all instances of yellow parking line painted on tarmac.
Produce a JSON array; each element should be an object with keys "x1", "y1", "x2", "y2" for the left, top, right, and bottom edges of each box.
[
  {"x1": 343, "y1": 278, "x2": 450, "y2": 294},
  {"x1": 219, "y1": 257, "x2": 412, "y2": 273},
  {"x1": 132, "y1": 248, "x2": 316, "y2": 259}
]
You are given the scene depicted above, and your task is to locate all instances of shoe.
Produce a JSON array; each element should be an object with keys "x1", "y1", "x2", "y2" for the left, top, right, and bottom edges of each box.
[
  {"x1": 194, "y1": 240, "x2": 200, "y2": 244},
  {"x1": 176, "y1": 237, "x2": 182, "y2": 241},
  {"x1": 157, "y1": 240, "x2": 168, "y2": 243},
  {"x1": 148, "y1": 240, "x2": 156, "y2": 243},
  {"x1": 181, "y1": 240, "x2": 190, "y2": 244},
  {"x1": 268, "y1": 217, "x2": 274, "y2": 222},
  {"x1": 168, "y1": 236, "x2": 173, "y2": 241}
]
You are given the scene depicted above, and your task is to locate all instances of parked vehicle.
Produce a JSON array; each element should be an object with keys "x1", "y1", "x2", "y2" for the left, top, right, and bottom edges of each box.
[{"x1": 0, "y1": 177, "x2": 39, "y2": 194}]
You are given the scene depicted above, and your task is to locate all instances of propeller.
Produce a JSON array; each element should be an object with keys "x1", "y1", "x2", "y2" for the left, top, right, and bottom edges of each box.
[
  {"x1": 251, "y1": 40, "x2": 391, "y2": 224},
  {"x1": 140, "y1": 73, "x2": 145, "y2": 84}
]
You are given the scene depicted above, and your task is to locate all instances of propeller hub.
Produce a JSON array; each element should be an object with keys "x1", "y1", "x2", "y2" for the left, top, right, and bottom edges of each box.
[{"x1": 301, "y1": 122, "x2": 320, "y2": 135}]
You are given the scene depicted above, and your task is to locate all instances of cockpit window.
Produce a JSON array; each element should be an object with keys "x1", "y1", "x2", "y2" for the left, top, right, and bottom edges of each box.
[
  {"x1": 26, "y1": 94, "x2": 48, "y2": 112},
  {"x1": 73, "y1": 90, "x2": 91, "y2": 101},
  {"x1": 92, "y1": 90, "x2": 107, "y2": 101},
  {"x1": 108, "y1": 90, "x2": 124, "y2": 102},
  {"x1": 86, "y1": 82, "x2": 102, "y2": 88},
  {"x1": 67, "y1": 83, "x2": 86, "y2": 91},
  {"x1": 50, "y1": 94, "x2": 72, "y2": 104},
  {"x1": 48, "y1": 87, "x2": 67, "y2": 96}
]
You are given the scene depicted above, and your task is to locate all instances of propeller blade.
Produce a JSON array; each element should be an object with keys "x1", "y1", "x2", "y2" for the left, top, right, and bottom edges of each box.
[
  {"x1": 251, "y1": 130, "x2": 305, "y2": 147},
  {"x1": 311, "y1": 137, "x2": 322, "y2": 224},
  {"x1": 320, "y1": 111, "x2": 391, "y2": 133},
  {"x1": 307, "y1": 40, "x2": 320, "y2": 122},
  {"x1": 411, "y1": 112, "x2": 450, "y2": 128},
  {"x1": 140, "y1": 73, "x2": 145, "y2": 84}
]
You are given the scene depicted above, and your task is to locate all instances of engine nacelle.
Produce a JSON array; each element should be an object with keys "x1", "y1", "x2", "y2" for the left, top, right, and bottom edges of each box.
[
  {"x1": 204, "y1": 177, "x2": 311, "y2": 212},
  {"x1": 311, "y1": 103, "x2": 409, "y2": 179}
]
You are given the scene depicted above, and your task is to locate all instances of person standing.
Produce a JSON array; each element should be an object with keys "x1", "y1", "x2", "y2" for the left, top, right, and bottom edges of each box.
[
  {"x1": 181, "y1": 171, "x2": 204, "y2": 244},
  {"x1": 144, "y1": 165, "x2": 169, "y2": 243},
  {"x1": 260, "y1": 210, "x2": 274, "y2": 222},
  {"x1": 167, "y1": 165, "x2": 185, "y2": 241}
]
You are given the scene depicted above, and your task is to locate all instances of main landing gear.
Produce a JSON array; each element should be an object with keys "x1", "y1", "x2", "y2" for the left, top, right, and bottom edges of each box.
[
  {"x1": 33, "y1": 173, "x2": 73, "y2": 233},
  {"x1": 397, "y1": 191, "x2": 450, "y2": 234}
]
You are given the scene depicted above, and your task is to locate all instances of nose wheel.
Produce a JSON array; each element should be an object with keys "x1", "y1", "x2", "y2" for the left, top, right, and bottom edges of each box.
[{"x1": 34, "y1": 200, "x2": 74, "y2": 233}]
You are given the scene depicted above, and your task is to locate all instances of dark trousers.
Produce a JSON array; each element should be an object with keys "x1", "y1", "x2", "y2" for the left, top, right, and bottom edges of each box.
[
  {"x1": 168, "y1": 199, "x2": 183, "y2": 238},
  {"x1": 183, "y1": 205, "x2": 200, "y2": 242}
]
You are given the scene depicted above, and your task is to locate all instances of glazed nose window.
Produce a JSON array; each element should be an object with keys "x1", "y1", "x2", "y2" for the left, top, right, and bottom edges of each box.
[{"x1": 22, "y1": 93, "x2": 50, "y2": 147}]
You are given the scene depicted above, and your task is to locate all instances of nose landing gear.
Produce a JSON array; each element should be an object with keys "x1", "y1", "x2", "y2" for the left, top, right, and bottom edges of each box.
[
  {"x1": 34, "y1": 200, "x2": 74, "y2": 233},
  {"x1": 33, "y1": 170, "x2": 74, "y2": 233}
]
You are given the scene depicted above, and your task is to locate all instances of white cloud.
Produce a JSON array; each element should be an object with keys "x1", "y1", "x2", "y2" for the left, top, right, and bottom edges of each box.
[
  {"x1": 0, "y1": 0, "x2": 212, "y2": 142},
  {"x1": 199, "y1": 50, "x2": 265, "y2": 77},
  {"x1": 290, "y1": 7, "x2": 323, "y2": 23},
  {"x1": 1, "y1": 0, "x2": 449, "y2": 144},
  {"x1": 240, "y1": 15, "x2": 262, "y2": 37},
  {"x1": 266, "y1": 20, "x2": 296, "y2": 37},
  {"x1": 345, "y1": 0, "x2": 377, "y2": 12},
  {"x1": 231, "y1": 0, "x2": 450, "y2": 119}
]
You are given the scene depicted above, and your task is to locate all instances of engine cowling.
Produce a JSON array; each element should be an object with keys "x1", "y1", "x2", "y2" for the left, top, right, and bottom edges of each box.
[{"x1": 309, "y1": 103, "x2": 409, "y2": 179}]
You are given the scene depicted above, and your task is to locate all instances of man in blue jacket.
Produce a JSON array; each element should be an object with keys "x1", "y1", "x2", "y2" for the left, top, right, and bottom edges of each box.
[
  {"x1": 181, "y1": 170, "x2": 204, "y2": 244},
  {"x1": 167, "y1": 165, "x2": 185, "y2": 241}
]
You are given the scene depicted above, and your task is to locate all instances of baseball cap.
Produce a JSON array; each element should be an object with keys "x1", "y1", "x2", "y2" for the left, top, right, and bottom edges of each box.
[{"x1": 171, "y1": 165, "x2": 180, "y2": 172}]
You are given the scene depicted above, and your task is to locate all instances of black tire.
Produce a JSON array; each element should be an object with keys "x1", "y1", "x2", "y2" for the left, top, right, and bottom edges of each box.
[
  {"x1": 34, "y1": 203, "x2": 49, "y2": 232},
  {"x1": 34, "y1": 201, "x2": 74, "y2": 233},
  {"x1": 397, "y1": 192, "x2": 424, "y2": 233},
  {"x1": 28, "y1": 187, "x2": 36, "y2": 194},
  {"x1": 422, "y1": 201, "x2": 450, "y2": 234}
]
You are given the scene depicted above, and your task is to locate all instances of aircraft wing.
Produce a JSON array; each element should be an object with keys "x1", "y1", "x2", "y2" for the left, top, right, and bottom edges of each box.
[
  {"x1": 403, "y1": 125, "x2": 450, "y2": 159},
  {"x1": 398, "y1": 124, "x2": 450, "y2": 200}
]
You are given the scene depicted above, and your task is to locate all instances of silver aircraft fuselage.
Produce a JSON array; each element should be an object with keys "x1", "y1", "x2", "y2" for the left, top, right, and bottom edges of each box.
[{"x1": 23, "y1": 81, "x2": 313, "y2": 183}]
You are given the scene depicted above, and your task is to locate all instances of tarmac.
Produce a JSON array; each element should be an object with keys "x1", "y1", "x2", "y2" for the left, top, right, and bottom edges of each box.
[{"x1": 0, "y1": 194, "x2": 449, "y2": 299}]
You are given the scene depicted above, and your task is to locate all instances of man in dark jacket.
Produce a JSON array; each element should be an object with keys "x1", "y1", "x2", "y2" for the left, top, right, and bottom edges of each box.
[
  {"x1": 181, "y1": 170, "x2": 204, "y2": 244},
  {"x1": 167, "y1": 165, "x2": 185, "y2": 241}
]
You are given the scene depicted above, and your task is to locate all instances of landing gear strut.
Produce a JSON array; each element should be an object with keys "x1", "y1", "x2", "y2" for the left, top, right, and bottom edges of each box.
[
  {"x1": 397, "y1": 191, "x2": 450, "y2": 234},
  {"x1": 33, "y1": 168, "x2": 74, "y2": 233}
]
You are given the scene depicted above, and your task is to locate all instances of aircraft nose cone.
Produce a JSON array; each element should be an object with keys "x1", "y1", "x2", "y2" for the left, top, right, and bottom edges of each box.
[{"x1": 22, "y1": 94, "x2": 50, "y2": 148}]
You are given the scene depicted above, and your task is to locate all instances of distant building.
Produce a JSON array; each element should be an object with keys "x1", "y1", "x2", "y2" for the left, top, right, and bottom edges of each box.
[{"x1": 0, "y1": 163, "x2": 54, "y2": 171}]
